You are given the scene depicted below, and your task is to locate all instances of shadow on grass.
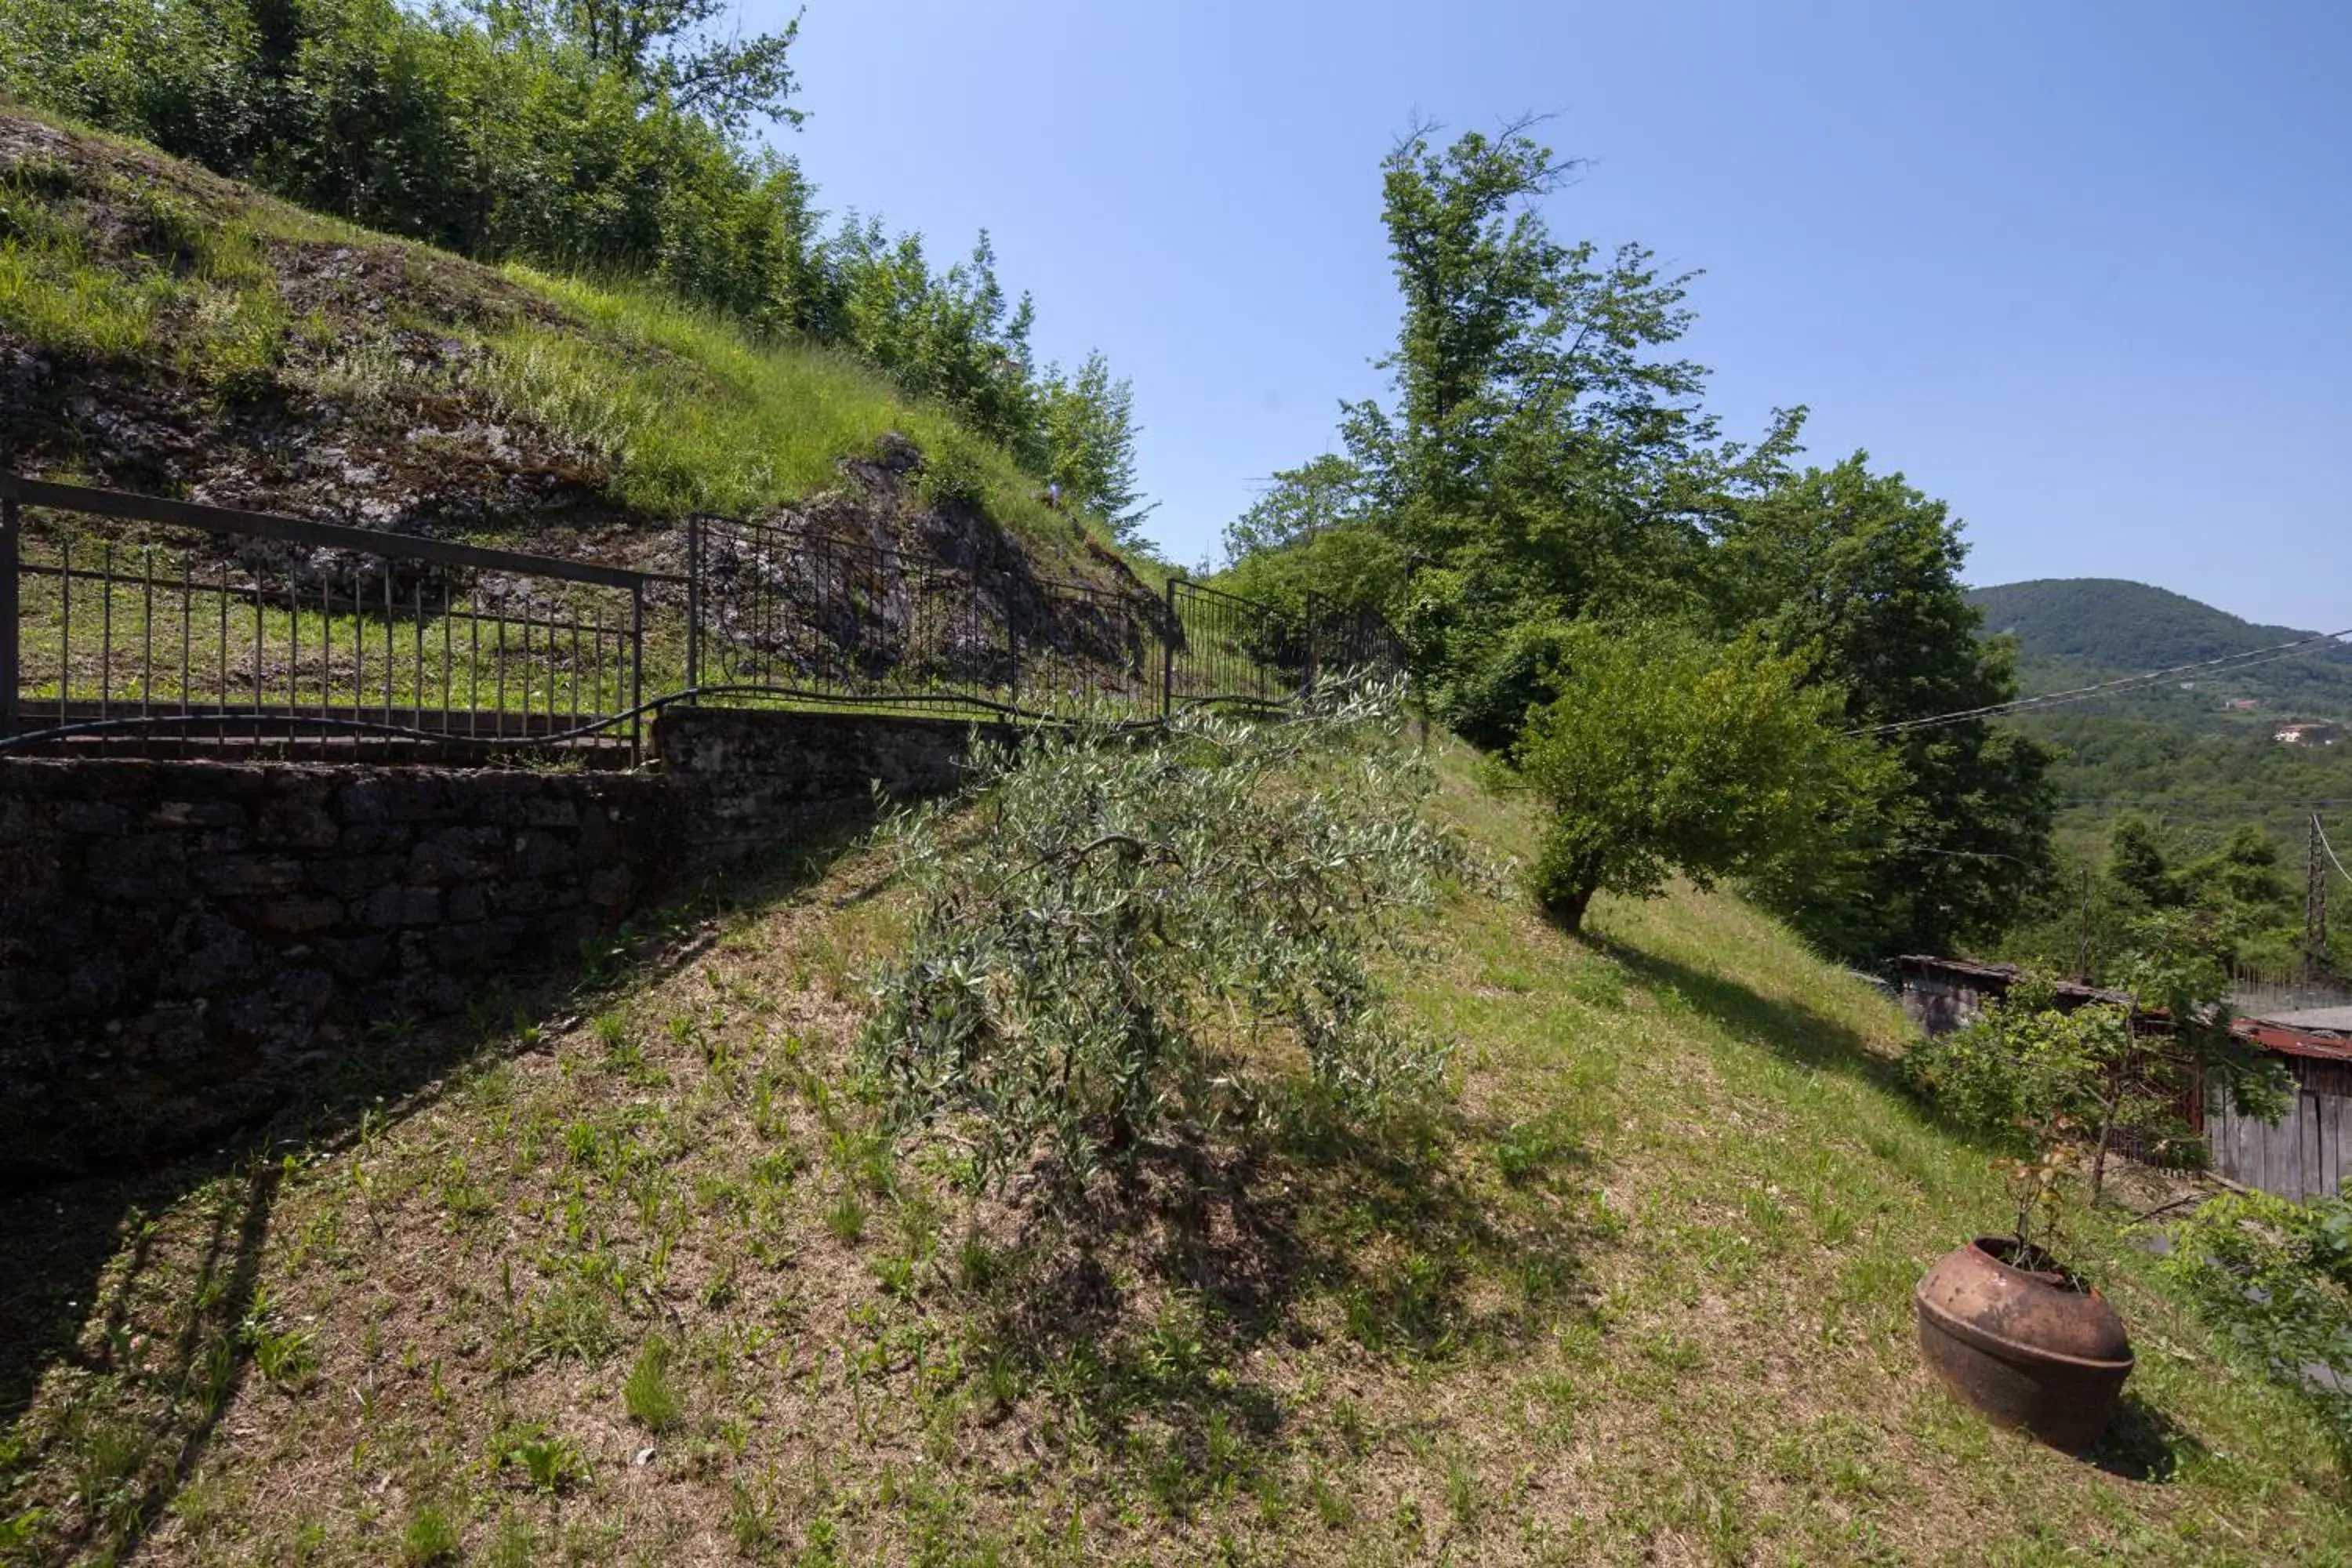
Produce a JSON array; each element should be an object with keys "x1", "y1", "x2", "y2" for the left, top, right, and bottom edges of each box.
[
  {"x1": 2091, "y1": 1391, "x2": 2202, "y2": 1483},
  {"x1": 1586, "y1": 932, "x2": 1908, "y2": 1097},
  {"x1": 0, "y1": 806, "x2": 876, "y2": 1564},
  {"x1": 969, "y1": 1091, "x2": 1604, "y2": 1512}
]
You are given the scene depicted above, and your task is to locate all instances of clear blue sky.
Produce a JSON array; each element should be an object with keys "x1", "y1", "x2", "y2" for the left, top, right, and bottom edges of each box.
[{"x1": 753, "y1": 1, "x2": 2348, "y2": 630}]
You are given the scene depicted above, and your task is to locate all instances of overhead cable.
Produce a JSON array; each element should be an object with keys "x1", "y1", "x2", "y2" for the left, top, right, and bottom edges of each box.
[{"x1": 1849, "y1": 626, "x2": 2352, "y2": 738}]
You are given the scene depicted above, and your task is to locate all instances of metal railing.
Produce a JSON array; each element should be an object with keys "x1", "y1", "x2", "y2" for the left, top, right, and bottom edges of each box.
[
  {"x1": 1, "y1": 474, "x2": 659, "y2": 760},
  {"x1": 1, "y1": 474, "x2": 1408, "y2": 760}
]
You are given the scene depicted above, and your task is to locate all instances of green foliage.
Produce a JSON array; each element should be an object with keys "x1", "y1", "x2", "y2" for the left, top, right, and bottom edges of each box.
[
  {"x1": 1512, "y1": 622, "x2": 1887, "y2": 934},
  {"x1": 1970, "y1": 577, "x2": 2352, "y2": 727},
  {"x1": 1902, "y1": 921, "x2": 2289, "y2": 1249},
  {"x1": 0, "y1": 0, "x2": 1149, "y2": 534},
  {"x1": 861, "y1": 683, "x2": 1461, "y2": 1209},
  {"x1": 622, "y1": 1337, "x2": 682, "y2": 1432},
  {"x1": 1216, "y1": 125, "x2": 2053, "y2": 965},
  {"x1": 401, "y1": 1501, "x2": 460, "y2": 1566},
  {"x1": 2165, "y1": 1183, "x2": 2352, "y2": 1457},
  {"x1": 1711, "y1": 455, "x2": 2056, "y2": 961}
]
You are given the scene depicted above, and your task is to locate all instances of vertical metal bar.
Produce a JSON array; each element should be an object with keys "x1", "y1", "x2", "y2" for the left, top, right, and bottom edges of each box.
[
  {"x1": 216, "y1": 559, "x2": 227, "y2": 746},
  {"x1": 630, "y1": 582, "x2": 644, "y2": 766},
  {"x1": 685, "y1": 515, "x2": 702, "y2": 700},
  {"x1": 441, "y1": 594, "x2": 452, "y2": 736},
  {"x1": 350, "y1": 565, "x2": 363, "y2": 729},
  {"x1": 494, "y1": 592, "x2": 506, "y2": 739},
  {"x1": 570, "y1": 611, "x2": 582, "y2": 732},
  {"x1": 252, "y1": 563, "x2": 264, "y2": 731},
  {"x1": 382, "y1": 568, "x2": 394, "y2": 728},
  {"x1": 285, "y1": 564, "x2": 297, "y2": 723},
  {"x1": 141, "y1": 550, "x2": 154, "y2": 717},
  {"x1": 99, "y1": 542, "x2": 112, "y2": 720},
  {"x1": 1160, "y1": 579, "x2": 1176, "y2": 724},
  {"x1": 180, "y1": 554, "x2": 191, "y2": 720},
  {"x1": 0, "y1": 489, "x2": 17, "y2": 739},
  {"x1": 57, "y1": 538, "x2": 70, "y2": 727},
  {"x1": 414, "y1": 578, "x2": 426, "y2": 731},
  {"x1": 469, "y1": 602, "x2": 480, "y2": 739}
]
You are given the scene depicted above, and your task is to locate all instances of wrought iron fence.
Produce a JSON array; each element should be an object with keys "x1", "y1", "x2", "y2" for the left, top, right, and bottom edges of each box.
[
  {"x1": 1, "y1": 474, "x2": 1408, "y2": 760},
  {"x1": 0, "y1": 474, "x2": 658, "y2": 759}
]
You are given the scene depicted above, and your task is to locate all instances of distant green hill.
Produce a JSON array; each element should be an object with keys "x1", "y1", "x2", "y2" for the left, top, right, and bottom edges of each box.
[
  {"x1": 1967, "y1": 578, "x2": 2352, "y2": 732},
  {"x1": 1962, "y1": 580, "x2": 2352, "y2": 876}
]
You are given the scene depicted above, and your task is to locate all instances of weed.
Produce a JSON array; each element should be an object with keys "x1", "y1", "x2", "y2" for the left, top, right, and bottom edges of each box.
[
  {"x1": 501, "y1": 1429, "x2": 590, "y2": 1494},
  {"x1": 401, "y1": 1502, "x2": 460, "y2": 1565},
  {"x1": 624, "y1": 1338, "x2": 684, "y2": 1432},
  {"x1": 824, "y1": 1189, "x2": 868, "y2": 1244}
]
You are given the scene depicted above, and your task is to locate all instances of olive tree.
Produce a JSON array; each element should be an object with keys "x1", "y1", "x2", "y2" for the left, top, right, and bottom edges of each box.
[{"x1": 860, "y1": 684, "x2": 1464, "y2": 1210}]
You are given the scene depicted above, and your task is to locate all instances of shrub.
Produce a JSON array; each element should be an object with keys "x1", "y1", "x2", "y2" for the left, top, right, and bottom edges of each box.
[
  {"x1": 860, "y1": 681, "x2": 1461, "y2": 1209},
  {"x1": 2165, "y1": 1184, "x2": 2352, "y2": 1456}
]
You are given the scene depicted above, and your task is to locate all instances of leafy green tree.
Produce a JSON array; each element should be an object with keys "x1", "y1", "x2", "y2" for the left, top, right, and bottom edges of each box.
[
  {"x1": 482, "y1": 0, "x2": 803, "y2": 133},
  {"x1": 1513, "y1": 622, "x2": 1889, "y2": 934},
  {"x1": 1331, "y1": 121, "x2": 1801, "y2": 735},
  {"x1": 1709, "y1": 454, "x2": 2056, "y2": 960},
  {"x1": 2107, "y1": 814, "x2": 2180, "y2": 909},
  {"x1": 1036, "y1": 350, "x2": 1152, "y2": 543}
]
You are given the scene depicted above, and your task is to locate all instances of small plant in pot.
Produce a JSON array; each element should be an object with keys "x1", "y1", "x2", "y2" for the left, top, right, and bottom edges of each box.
[{"x1": 1900, "y1": 918, "x2": 2290, "y2": 1454}]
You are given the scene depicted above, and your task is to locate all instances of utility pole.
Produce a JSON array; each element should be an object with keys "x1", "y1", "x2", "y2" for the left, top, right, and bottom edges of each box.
[{"x1": 2309, "y1": 812, "x2": 2332, "y2": 991}]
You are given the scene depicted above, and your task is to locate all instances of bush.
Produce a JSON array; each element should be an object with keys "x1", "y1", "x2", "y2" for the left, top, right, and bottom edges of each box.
[
  {"x1": 860, "y1": 682, "x2": 1461, "y2": 1209},
  {"x1": 2166, "y1": 1185, "x2": 2352, "y2": 1456}
]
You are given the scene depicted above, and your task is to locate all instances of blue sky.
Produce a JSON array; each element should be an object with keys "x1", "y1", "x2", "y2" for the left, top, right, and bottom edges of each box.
[{"x1": 755, "y1": 1, "x2": 2348, "y2": 630}]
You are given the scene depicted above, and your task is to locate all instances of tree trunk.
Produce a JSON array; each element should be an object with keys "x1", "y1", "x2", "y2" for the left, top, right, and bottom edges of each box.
[{"x1": 1544, "y1": 853, "x2": 1607, "y2": 935}]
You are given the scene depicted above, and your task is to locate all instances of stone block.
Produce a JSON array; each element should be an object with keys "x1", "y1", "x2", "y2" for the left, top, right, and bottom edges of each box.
[
  {"x1": 256, "y1": 798, "x2": 340, "y2": 849},
  {"x1": 408, "y1": 825, "x2": 504, "y2": 883},
  {"x1": 147, "y1": 799, "x2": 247, "y2": 829},
  {"x1": 445, "y1": 882, "x2": 488, "y2": 924},
  {"x1": 319, "y1": 935, "x2": 390, "y2": 981},
  {"x1": 511, "y1": 829, "x2": 573, "y2": 879},
  {"x1": 56, "y1": 801, "x2": 132, "y2": 835},
  {"x1": 585, "y1": 866, "x2": 634, "y2": 909},
  {"x1": 523, "y1": 797, "x2": 581, "y2": 828},
  {"x1": 256, "y1": 897, "x2": 343, "y2": 935},
  {"x1": 191, "y1": 855, "x2": 304, "y2": 897},
  {"x1": 359, "y1": 884, "x2": 441, "y2": 928},
  {"x1": 307, "y1": 854, "x2": 404, "y2": 898}
]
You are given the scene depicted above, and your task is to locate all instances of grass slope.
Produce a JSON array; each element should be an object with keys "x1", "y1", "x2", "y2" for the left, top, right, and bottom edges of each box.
[
  {"x1": 4, "y1": 744, "x2": 2348, "y2": 1566},
  {"x1": 0, "y1": 106, "x2": 1142, "y2": 590}
]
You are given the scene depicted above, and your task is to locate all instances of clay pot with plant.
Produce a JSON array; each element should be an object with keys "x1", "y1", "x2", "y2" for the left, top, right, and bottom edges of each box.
[{"x1": 1901, "y1": 917, "x2": 2292, "y2": 1454}]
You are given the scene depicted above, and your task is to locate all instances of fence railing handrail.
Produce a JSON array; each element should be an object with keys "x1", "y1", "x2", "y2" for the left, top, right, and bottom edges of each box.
[
  {"x1": 0, "y1": 474, "x2": 675, "y2": 591},
  {"x1": 2, "y1": 473, "x2": 1406, "y2": 760}
]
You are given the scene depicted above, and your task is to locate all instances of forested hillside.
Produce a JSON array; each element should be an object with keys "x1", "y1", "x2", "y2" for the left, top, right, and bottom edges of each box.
[{"x1": 1969, "y1": 578, "x2": 2352, "y2": 733}]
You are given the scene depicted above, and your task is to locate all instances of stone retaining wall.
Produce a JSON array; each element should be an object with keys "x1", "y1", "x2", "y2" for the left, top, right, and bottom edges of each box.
[{"x1": 0, "y1": 707, "x2": 1004, "y2": 1172}]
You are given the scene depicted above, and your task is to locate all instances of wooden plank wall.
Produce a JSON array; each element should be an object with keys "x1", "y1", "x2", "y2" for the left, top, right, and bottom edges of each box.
[{"x1": 2208, "y1": 1059, "x2": 2352, "y2": 1200}]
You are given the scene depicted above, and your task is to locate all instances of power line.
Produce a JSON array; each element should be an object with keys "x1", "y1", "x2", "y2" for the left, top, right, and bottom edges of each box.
[
  {"x1": 1848, "y1": 626, "x2": 2352, "y2": 738},
  {"x1": 2321, "y1": 816, "x2": 2352, "y2": 888}
]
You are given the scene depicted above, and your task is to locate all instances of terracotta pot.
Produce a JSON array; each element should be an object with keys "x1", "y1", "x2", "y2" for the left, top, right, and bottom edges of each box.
[{"x1": 1913, "y1": 1236, "x2": 2132, "y2": 1455}]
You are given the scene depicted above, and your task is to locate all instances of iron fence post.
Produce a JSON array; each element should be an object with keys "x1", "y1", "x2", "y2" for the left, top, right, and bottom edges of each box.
[
  {"x1": 1161, "y1": 578, "x2": 1177, "y2": 724},
  {"x1": 0, "y1": 479, "x2": 16, "y2": 739},
  {"x1": 685, "y1": 514, "x2": 702, "y2": 702},
  {"x1": 1301, "y1": 590, "x2": 1319, "y2": 702},
  {"x1": 630, "y1": 581, "x2": 645, "y2": 767}
]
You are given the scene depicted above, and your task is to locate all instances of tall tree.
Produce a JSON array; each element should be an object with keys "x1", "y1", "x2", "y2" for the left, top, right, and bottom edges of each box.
[
  {"x1": 1711, "y1": 454, "x2": 2056, "y2": 960},
  {"x1": 1338, "y1": 120, "x2": 1801, "y2": 740},
  {"x1": 482, "y1": 0, "x2": 804, "y2": 132}
]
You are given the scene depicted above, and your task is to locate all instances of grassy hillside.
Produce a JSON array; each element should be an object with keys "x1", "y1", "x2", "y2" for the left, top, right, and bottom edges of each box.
[
  {"x1": 1969, "y1": 579, "x2": 2352, "y2": 734},
  {"x1": 0, "y1": 106, "x2": 1150, "y2": 593},
  {"x1": 4, "y1": 739, "x2": 2346, "y2": 1566}
]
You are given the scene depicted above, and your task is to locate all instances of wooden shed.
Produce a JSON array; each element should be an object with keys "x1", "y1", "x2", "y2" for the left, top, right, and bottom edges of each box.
[
  {"x1": 2205, "y1": 1022, "x2": 2352, "y2": 1200},
  {"x1": 1896, "y1": 956, "x2": 2352, "y2": 1202}
]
